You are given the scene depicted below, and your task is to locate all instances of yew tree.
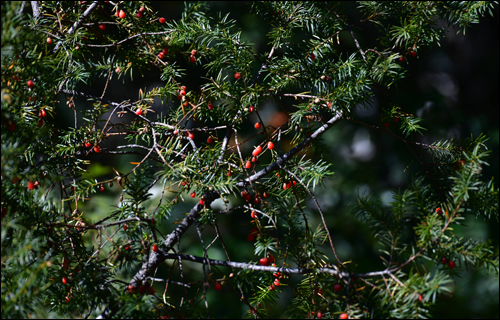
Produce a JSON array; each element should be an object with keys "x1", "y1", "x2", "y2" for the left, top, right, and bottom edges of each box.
[{"x1": 1, "y1": 1, "x2": 498, "y2": 319}]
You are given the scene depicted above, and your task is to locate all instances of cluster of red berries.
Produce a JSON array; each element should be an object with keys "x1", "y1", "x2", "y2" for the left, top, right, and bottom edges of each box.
[{"x1": 158, "y1": 47, "x2": 168, "y2": 59}]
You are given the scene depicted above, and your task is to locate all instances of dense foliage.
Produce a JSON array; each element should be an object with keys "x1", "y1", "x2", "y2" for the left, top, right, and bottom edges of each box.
[{"x1": 1, "y1": 1, "x2": 498, "y2": 318}]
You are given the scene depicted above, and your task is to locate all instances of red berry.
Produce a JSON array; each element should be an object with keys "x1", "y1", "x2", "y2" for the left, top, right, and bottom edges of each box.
[
  {"x1": 251, "y1": 211, "x2": 257, "y2": 219},
  {"x1": 179, "y1": 89, "x2": 186, "y2": 96},
  {"x1": 191, "y1": 49, "x2": 197, "y2": 56},
  {"x1": 252, "y1": 145, "x2": 262, "y2": 156},
  {"x1": 259, "y1": 257, "x2": 268, "y2": 266},
  {"x1": 98, "y1": 23, "x2": 106, "y2": 30},
  {"x1": 317, "y1": 311, "x2": 323, "y2": 319},
  {"x1": 448, "y1": 260, "x2": 456, "y2": 269},
  {"x1": 190, "y1": 55, "x2": 196, "y2": 63},
  {"x1": 158, "y1": 52, "x2": 165, "y2": 59},
  {"x1": 200, "y1": 198, "x2": 205, "y2": 206},
  {"x1": 310, "y1": 52, "x2": 315, "y2": 60},
  {"x1": 248, "y1": 105, "x2": 255, "y2": 112},
  {"x1": 245, "y1": 161, "x2": 252, "y2": 169},
  {"x1": 440, "y1": 257, "x2": 447, "y2": 264},
  {"x1": 135, "y1": 109, "x2": 142, "y2": 116},
  {"x1": 398, "y1": 56, "x2": 405, "y2": 62},
  {"x1": 139, "y1": 7, "x2": 145, "y2": 12},
  {"x1": 410, "y1": 51, "x2": 417, "y2": 57},
  {"x1": 181, "y1": 85, "x2": 187, "y2": 90},
  {"x1": 47, "y1": 37, "x2": 53, "y2": 44},
  {"x1": 254, "y1": 122, "x2": 261, "y2": 129},
  {"x1": 115, "y1": 10, "x2": 119, "y2": 18},
  {"x1": 39, "y1": 108, "x2": 46, "y2": 118},
  {"x1": 267, "y1": 141, "x2": 274, "y2": 150},
  {"x1": 128, "y1": 285, "x2": 135, "y2": 293},
  {"x1": 27, "y1": 80, "x2": 34, "y2": 88},
  {"x1": 62, "y1": 277, "x2": 68, "y2": 284},
  {"x1": 435, "y1": 207, "x2": 442, "y2": 215},
  {"x1": 188, "y1": 132, "x2": 194, "y2": 139},
  {"x1": 269, "y1": 284, "x2": 275, "y2": 291},
  {"x1": 99, "y1": 184, "x2": 105, "y2": 192},
  {"x1": 327, "y1": 101, "x2": 332, "y2": 108},
  {"x1": 115, "y1": 67, "x2": 121, "y2": 73},
  {"x1": 135, "y1": 12, "x2": 143, "y2": 18},
  {"x1": 214, "y1": 282, "x2": 222, "y2": 291},
  {"x1": 247, "y1": 234, "x2": 254, "y2": 241},
  {"x1": 123, "y1": 224, "x2": 128, "y2": 231},
  {"x1": 162, "y1": 48, "x2": 168, "y2": 54},
  {"x1": 393, "y1": 116, "x2": 400, "y2": 122},
  {"x1": 383, "y1": 122, "x2": 390, "y2": 128},
  {"x1": 207, "y1": 136, "x2": 214, "y2": 143},
  {"x1": 190, "y1": 192, "x2": 196, "y2": 198},
  {"x1": 27, "y1": 181, "x2": 35, "y2": 190},
  {"x1": 340, "y1": 313, "x2": 348, "y2": 319},
  {"x1": 85, "y1": 142, "x2": 91, "y2": 148},
  {"x1": 254, "y1": 196, "x2": 260, "y2": 205},
  {"x1": 234, "y1": 72, "x2": 241, "y2": 79},
  {"x1": 159, "y1": 17, "x2": 166, "y2": 24},
  {"x1": 94, "y1": 145, "x2": 101, "y2": 153},
  {"x1": 173, "y1": 130, "x2": 178, "y2": 135},
  {"x1": 182, "y1": 180, "x2": 187, "y2": 186},
  {"x1": 252, "y1": 156, "x2": 257, "y2": 163},
  {"x1": 207, "y1": 102, "x2": 213, "y2": 110},
  {"x1": 152, "y1": 244, "x2": 159, "y2": 252},
  {"x1": 263, "y1": 192, "x2": 269, "y2": 198},
  {"x1": 418, "y1": 294, "x2": 423, "y2": 302},
  {"x1": 118, "y1": 10, "x2": 125, "y2": 19},
  {"x1": 334, "y1": 283, "x2": 342, "y2": 292}
]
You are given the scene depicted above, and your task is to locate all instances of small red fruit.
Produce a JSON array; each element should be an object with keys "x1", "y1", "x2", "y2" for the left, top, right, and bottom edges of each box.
[
  {"x1": 418, "y1": 294, "x2": 423, "y2": 302},
  {"x1": 135, "y1": 12, "x2": 143, "y2": 18},
  {"x1": 99, "y1": 184, "x2": 105, "y2": 192},
  {"x1": 334, "y1": 283, "x2": 342, "y2": 292},
  {"x1": 448, "y1": 260, "x2": 456, "y2": 269},
  {"x1": 245, "y1": 161, "x2": 252, "y2": 169},
  {"x1": 179, "y1": 89, "x2": 186, "y2": 96},
  {"x1": 435, "y1": 207, "x2": 442, "y2": 215},
  {"x1": 254, "y1": 122, "x2": 261, "y2": 129},
  {"x1": 410, "y1": 51, "x2": 417, "y2": 57},
  {"x1": 234, "y1": 72, "x2": 241, "y2": 79},
  {"x1": 244, "y1": 193, "x2": 252, "y2": 201},
  {"x1": 327, "y1": 101, "x2": 332, "y2": 108},
  {"x1": 188, "y1": 132, "x2": 194, "y2": 139},
  {"x1": 62, "y1": 277, "x2": 68, "y2": 284},
  {"x1": 207, "y1": 136, "x2": 214, "y2": 143},
  {"x1": 214, "y1": 282, "x2": 222, "y2": 291},
  {"x1": 182, "y1": 180, "x2": 187, "y2": 186},
  {"x1": 273, "y1": 279, "x2": 280, "y2": 287},
  {"x1": 259, "y1": 257, "x2": 268, "y2": 266},
  {"x1": 181, "y1": 85, "x2": 187, "y2": 90},
  {"x1": 398, "y1": 56, "x2": 405, "y2": 62},
  {"x1": 393, "y1": 116, "x2": 400, "y2": 122},
  {"x1": 254, "y1": 196, "x2": 260, "y2": 205},
  {"x1": 162, "y1": 48, "x2": 168, "y2": 54},
  {"x1": 128, "y1": 285, "x2": 135, "y2": 293},
  {"x1": 440, "y1": 257, "x2": 447, "y2": 264},
  {"x1": 252, "y1": 145, "x2": 262, "y2": 156},
  {"x1": 98, "y1": 23, "x2": 106, "y2": 30},
  {"x1": 340, "y1": 313, "x2": 348, "y2": 319},
  {"x1": 267, "y1": 141, "x2": 274, "y2": 150},
  {"x1": 159, "y1": 17, "x2": 166, "y2": 24},
  {"x1": 200, "y1": 198, "x2": 205, "y2": 206},
  {"x1": 94, "y1": 145, "x2": 101, "y2": 153},
  {"x1": 248, "y1": 105, "x2": 255, "y2": 112},
  {"x1": 85, "y1": 142, "x2": 91, "y2": 148},
  {"x1": 39, "y1": 108, "x2": 46, "y2": 118},
  {"x1": 310, "y1": 52, "x2": 315, "y2": 60},
  {"x1": 190, "y1": 192, "x2": 196, "y2": 198},
  {"x1": 158, "y1": 52, "x2": 164, "y2": 59},
  {"x1": 191, "y1": 49, "x2": 197, "y2": 56},
  {"x1": 123, "y1": 224, "x2": 128, "y2": 231},
  {"x1": 251, "y1": 211, "x2": 257, "y2": 219},
  {"x1": 269, "y1": 284, "x2": 275, "y2": 291},
  {"x1": 252, "y1": 156, "x2": 257, "y2": 163},
  {"x1": 135, "y1": 109, "x2": 142, "y2": 116},
  {"x1": 263, "y1": 192, "x2": 269, "y2": 198},
  {"x1": 27, "y1": 181, "x2": 35, "y2": 190},
  {"x1": 47, "y1": 37, "x2": 53, "y2": 44},
  {"x1": 118, "y1": 10, "x2": 125, "y2": 19},
  {"x1": 207, "y1": 102, "x2": 213, "y2": 110},
  {"x1": 27, "y1": 80, "x2": 34, "y2": 88},
  {"x1": 190, "y1": 56, "x2": 196, "y2": 63},
  {"x1": 152, "y1": 244, "x2": 159, "y2": 252},
  {"x1": 139, "y1": 7, "x2": 145, "y2": 12}
]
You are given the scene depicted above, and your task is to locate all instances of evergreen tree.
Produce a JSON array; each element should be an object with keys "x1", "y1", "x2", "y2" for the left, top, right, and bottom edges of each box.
[{"x1": 1, "y1": 1, "x2": 498, "y2": 318}]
